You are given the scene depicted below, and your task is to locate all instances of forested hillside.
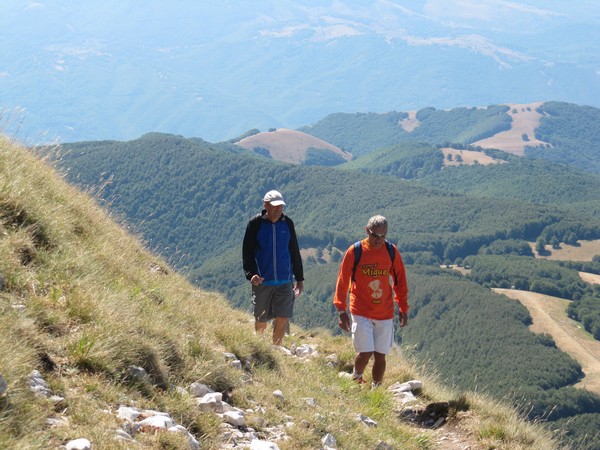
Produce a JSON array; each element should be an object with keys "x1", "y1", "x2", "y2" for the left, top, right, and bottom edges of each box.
[
  {"x1": 299, "y1": 105, "x2": 511, "y2": 157},
  {"x1": 301, "y1": 102, "x2": 600, "y2": 174},
  {"x1": 528, "y1": 102, "x2": 600, "y2": 174},
  {"x1": 44, "y1": 105, "x2": 600, "y2": 448}
]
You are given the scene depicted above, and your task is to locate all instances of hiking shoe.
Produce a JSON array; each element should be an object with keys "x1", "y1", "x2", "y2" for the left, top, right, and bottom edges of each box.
[
  {"x1": 355, "y1": 377, "x2": 367, "y2": 385},
  {"x1": 371, "y1": 382, "x2": 382, "y2": 390}
]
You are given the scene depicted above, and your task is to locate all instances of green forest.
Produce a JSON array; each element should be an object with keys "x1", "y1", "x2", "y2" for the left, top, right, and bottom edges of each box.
[{"x1": 44, "y1": 101, "x2": 600, "y2": 448}]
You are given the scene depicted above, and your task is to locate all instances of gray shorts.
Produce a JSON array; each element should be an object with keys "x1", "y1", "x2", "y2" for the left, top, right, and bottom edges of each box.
[{"x1": 252, "y1": 283, "x2": 294, "y2": 322}]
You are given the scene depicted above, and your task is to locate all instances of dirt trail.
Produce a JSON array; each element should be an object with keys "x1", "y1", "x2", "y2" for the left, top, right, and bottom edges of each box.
[{"x1": 494, "y1": 288, "x2": 600, "y2": 395}]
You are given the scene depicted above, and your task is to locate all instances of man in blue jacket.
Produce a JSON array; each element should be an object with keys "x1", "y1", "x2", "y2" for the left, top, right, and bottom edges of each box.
[{"x1": 242, "y1": 190, "x2": 304, "y2": 345}]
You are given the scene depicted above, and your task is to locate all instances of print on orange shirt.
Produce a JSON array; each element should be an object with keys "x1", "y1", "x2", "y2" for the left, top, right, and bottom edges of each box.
[{"x1": 361, "y1": 263, "x2": 390, "y2": 304}]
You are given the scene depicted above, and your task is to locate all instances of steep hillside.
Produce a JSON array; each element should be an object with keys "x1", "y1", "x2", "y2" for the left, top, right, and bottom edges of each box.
[{"x1": 1, "y1": 138, "x2": 567, "y2": 448}]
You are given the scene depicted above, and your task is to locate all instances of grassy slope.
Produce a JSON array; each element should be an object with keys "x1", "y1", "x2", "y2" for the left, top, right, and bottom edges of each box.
[{"x1": 0, "y1": 138, "x2": 561, "y2": 449}]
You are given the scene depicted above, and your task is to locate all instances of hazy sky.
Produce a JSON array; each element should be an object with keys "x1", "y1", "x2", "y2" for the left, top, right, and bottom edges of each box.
[{"x1": 1, "y1": 1, "x2": 599, "y2": 143}]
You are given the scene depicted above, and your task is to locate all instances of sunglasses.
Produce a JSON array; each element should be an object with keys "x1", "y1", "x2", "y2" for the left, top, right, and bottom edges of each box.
[{"x1": 369, "y1": 229, "x2": 387, "y2": 239}]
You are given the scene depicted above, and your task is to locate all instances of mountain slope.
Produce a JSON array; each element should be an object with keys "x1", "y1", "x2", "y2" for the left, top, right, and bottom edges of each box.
[{"x1": 1, "y1": 137, "x2": 565, "y2": 449}]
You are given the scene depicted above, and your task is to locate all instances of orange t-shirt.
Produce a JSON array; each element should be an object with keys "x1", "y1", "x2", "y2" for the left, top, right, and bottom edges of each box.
[{"x1": 333, "y1": 239, "x2": 408, "y2": 320}]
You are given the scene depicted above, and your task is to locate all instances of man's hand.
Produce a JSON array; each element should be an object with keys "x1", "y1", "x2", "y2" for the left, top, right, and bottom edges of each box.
[
  {"x1": 399, "y1": 312, "x2": 408, "y2": 328},
  {"x1": 250, "y1": 275, "x2": 264, "y2": 286},
  {"x1": 338, "y1": 311, "x2": 351, "y2": 332}
]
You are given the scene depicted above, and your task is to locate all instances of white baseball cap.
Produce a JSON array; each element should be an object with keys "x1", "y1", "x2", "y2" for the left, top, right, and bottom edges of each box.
[{"x1": 263, "y1": 190, "x2": 286, "y2": 206}]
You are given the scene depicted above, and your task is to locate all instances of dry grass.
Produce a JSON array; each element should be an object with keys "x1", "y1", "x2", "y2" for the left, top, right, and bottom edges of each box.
[
  {"x1": 530, "y1": 240, "x2": 600, "y2": 262},
  {"x1": 473, "y1": 102, "x2": 550, "y2": 155},
  {"x1": 0, "y1": 135, "x2": 562, "y2": 449},
  {"x1": 235, "y1": 128, "x2": 351, "y2": 164},
  {"x1": 441, "y1": 148, "x2": 506, "y2": 167}
]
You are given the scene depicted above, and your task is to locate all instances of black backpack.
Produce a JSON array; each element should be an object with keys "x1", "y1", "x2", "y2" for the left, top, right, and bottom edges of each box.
[{"x1": 351, "y1": 241, "x2": 398, "y2": 284}]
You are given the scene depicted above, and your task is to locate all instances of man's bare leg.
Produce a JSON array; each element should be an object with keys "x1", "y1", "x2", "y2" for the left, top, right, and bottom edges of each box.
[
  {"x1": 272, "y1": 317, "x2": 289, "y2": 345},
  {"x1": 354, "y1": 351, "x2": 373, "y2": 377},
  {"x1": 372, "y1": 352, "x2": 386, "y2": 384},
  {"x1": 255, "y1": 321, "x2": 268, "y2": 335}
]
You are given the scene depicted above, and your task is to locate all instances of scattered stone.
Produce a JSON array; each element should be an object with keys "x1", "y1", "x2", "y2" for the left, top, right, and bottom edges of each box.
[
  {"x1": 388, "y1": 380, "x2": 422, "y2": 393},
  {"x1": 127, "y1": 365, "x2": 148, "y2": 381},
  {"x1": 220, "y1": 410, "x2": 246, "y2": 427},
  {"x1": 47, "y1": 416, "x2": 69, "y2": 427},
  {"x1": 135, "y1": 414, "x2": 176, "y2": 431},
  {"x1": 273, "y1": 389, "x2": 284, "y2": 401},
  {"x1": 324, "y1": 354, "x2": 338, "y2": 368},
  {"x1": 272, "y1": 345, "x2": 293, "y2": 356},
  {"x1": 196, "y1": 392, "x2": 224, "y2": 412},
  {"x1": 250, "y1": 439, "x2": 280, "y2": 449},
  {"x1": 321, "y1": 432, "x2": 337, "y2": 449},
  {"x1": 174, "y1": 386, "x2": 189, "y2": 396},
  {"x1": 292, "y1": 343, "x2": 318, "y2": 358},
  {"x1": 117, "y1": 406, "x2": 141, "y2": 422},
  {"x1": 189, "y1": 381, "x2": 213, "y2": 397},
  {"x1": 168, "y1": 425, "x2": 200, "y2": 450},
  {"x1": 231, "y1": 359, "x2": 243, "y2": 369},
  {"x1": 303, "y1": 397, "x2": 317, "y2": 407},
  {"x1": 114, "y1": 429, "x2": 134, "y2": 441},
  {"x1": 65, "y1": 438, "x2": 91, "y2": 450},
  {"x1": 0, "y1": 373, "x2": 7, "y2": 397},
  {"x1": 355, "y1": 413, "x2": 378, "y2": 427},
  {"x1": 28, "y1": 370, "x2": 52, "y2": 397}
]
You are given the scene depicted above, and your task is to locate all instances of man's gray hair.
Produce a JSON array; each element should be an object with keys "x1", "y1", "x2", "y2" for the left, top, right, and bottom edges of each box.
[{"x1": 367, "y1": 215, "x2": 388, "y2": 229}]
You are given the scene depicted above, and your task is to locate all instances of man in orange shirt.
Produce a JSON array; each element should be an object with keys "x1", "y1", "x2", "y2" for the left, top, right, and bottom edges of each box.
[{"x1": 334, "y1": 215, "x2": 409, "y2": 388}]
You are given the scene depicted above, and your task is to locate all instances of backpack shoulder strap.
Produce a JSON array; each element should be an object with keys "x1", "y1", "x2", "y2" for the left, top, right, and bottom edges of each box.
[
  {"x1": 352, "y1": 240, "x2": 398, "y2": 283},
  {"x1": 351, "y1": 241, "x2": 362, "y2": 282},
  {"x1": 386, "y1": 241, "x2": 398, "y2": 284},
  {"x1": 385, "y1": 241, "x2": 395, "y2": 262}
]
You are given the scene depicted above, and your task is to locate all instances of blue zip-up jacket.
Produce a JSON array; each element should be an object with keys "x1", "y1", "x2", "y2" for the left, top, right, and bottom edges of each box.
[{"x1": 242, "y1": 211, "x2": 304, "y2": 285}]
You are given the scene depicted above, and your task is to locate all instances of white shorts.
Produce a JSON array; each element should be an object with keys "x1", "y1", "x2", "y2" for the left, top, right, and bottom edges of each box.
[{"x1": 351, "y1": 314, "x2": 394, "y2": 354}]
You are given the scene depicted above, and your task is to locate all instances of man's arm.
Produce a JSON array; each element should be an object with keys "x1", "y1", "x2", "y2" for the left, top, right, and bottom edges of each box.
[
  {"x1": 286, "y1": 217, "x2": 304, "y2": 282},
  {"x1": 334, "y1": 246, "x2": 354, "y2": 332},
  {"x1": 392, "y1": 245, "x2": 409, "y2": 328},
  {"x1": 242, "y1": 216, "x2": 260, "y2": 280}
]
